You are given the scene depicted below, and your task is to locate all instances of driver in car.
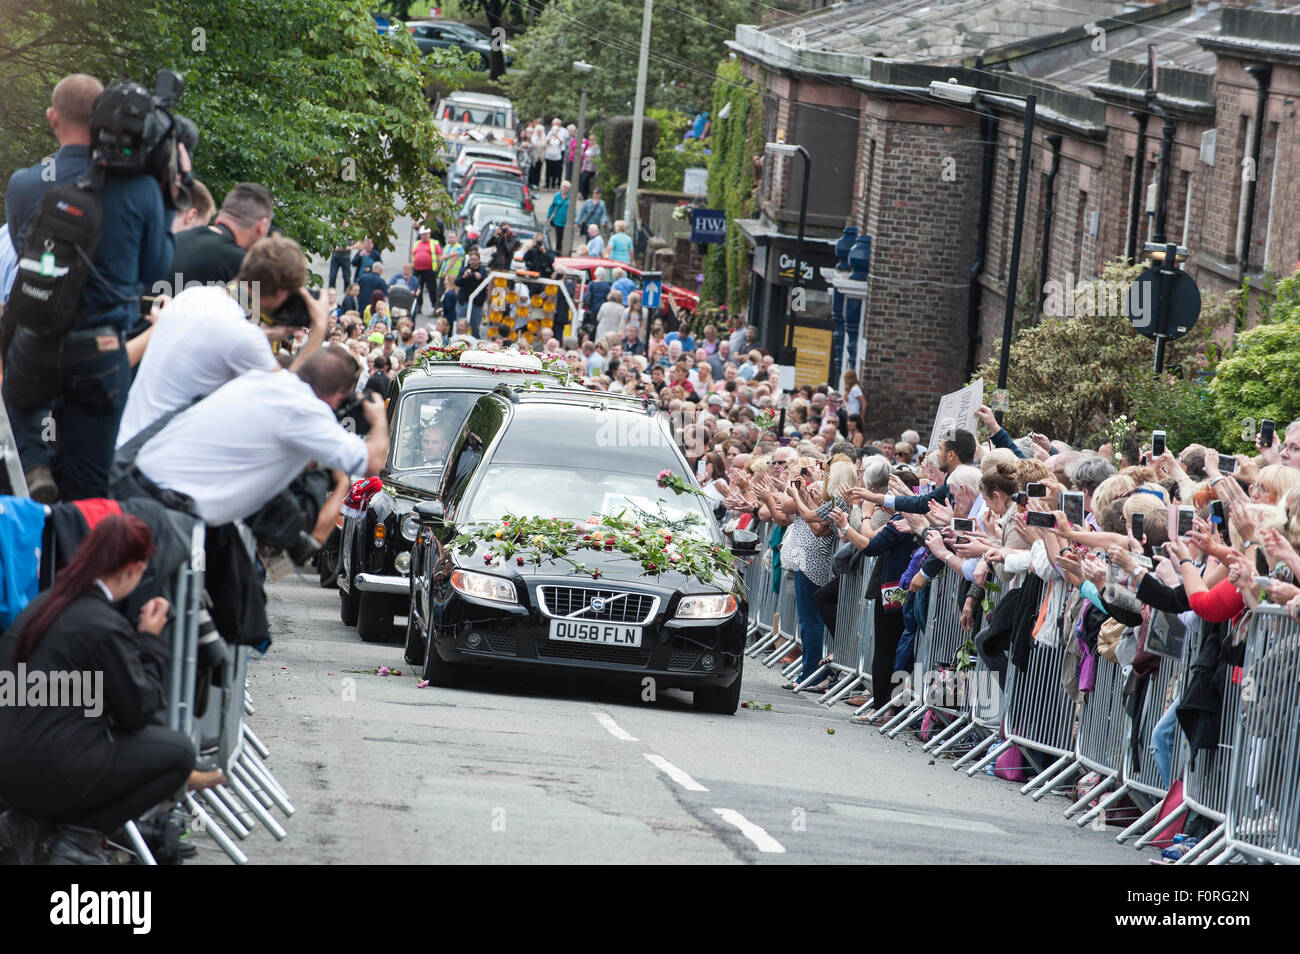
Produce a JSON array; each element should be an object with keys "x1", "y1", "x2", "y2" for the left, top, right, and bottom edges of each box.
[{"x1": 420, "y1": 422, "x2": 451, "y2": 465}]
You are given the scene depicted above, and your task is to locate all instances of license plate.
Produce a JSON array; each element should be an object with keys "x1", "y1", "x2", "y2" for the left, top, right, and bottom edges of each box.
[{"x1": 548, "y1": 619, "x2": 643, "y2": 647}]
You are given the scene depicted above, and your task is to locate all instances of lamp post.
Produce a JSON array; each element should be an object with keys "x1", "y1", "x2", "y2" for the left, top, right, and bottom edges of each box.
[
  {"x1": 930, "y1": 80, "x2": 1036, "y2": 424},
  {"x1": 624, "y1": 0, "x2": 654, "y2": 237},
  {"x1": 765, "y1": 140, "x2": 811, "y2": 365},
  {"x1": 561, "y1": 60, "x2": 595, "y2": 258}
]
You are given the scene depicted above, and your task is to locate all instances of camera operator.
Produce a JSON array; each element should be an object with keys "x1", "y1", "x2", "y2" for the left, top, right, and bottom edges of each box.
[
  {"x1": 483, "y1": 223, "x2": 519, "y2": 272},
  {"x1": 2, "y1": 74, "x2": 176, "y2": 503},
  {"x1": 126, "y1": 347, "x2": 387, "y2": 526},
  {"x1": 116, "y1": 235, "x2": 328, "y2": 447},
  {"x1": 166, "y1": 182, "x2": 273, "y2": 288}
]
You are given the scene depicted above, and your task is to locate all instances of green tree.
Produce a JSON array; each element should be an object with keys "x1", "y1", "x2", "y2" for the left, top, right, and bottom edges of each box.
[
  {"x1": 501, "y1": 0, "x2": 749, "y2": 123},
  {"x1": 1, "y1": 0, "x2": 457, "y2": 256},
  {"x1": 974, "y1": 259, "x2": 1232, "y2": 446}
]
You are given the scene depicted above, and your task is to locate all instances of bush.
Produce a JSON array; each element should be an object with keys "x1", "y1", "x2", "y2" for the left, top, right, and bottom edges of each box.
[
  {"x1": 596, "y1": 115, "x2": 659, "y2": 198},
  {"x1": 1208, "y1": 318, "x2": 1300, "y2": 451}
]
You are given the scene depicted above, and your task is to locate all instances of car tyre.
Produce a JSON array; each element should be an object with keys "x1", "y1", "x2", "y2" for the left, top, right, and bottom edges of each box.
[
  {"x1": 357, "y1": 593, "x2": 397, "y2": 643},
  {"x1": 339, "y1": 586, "x2": 360, "y2": 627},
  {"x1": 422, "y1": 624, "x2": 466, "y2": 687},
  {"x1": 693, "y1": 662, "x2": 743, "y2": 715},
  {"x1": 318, "y1": 528, "x2": 341, "y2": 589},
  {"x1": 403, "y1": 605, "x2": 425, "y2": 666}
]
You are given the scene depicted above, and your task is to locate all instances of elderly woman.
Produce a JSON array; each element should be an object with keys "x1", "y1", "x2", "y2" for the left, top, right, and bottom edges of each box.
[{"x1": 834, "y1": 455, "x2": 925, "y2": 722}]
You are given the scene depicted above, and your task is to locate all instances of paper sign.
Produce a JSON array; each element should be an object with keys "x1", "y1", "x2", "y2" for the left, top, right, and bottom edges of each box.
[{"x1": 928, "y1": 379, "x2": 984, "y2": 450}]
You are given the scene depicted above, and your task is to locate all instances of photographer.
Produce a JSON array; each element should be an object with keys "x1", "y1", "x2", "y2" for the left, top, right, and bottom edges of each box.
[
  {"x1": 127, "y1": 347, "x2": 387, "y2": 526},
  {"x1": 117, "y1": 235, "x2": 327, "y2": 447},
  {"x1": 167, "y1": 182, "x2": 273, "y2": 287},
  {"x1": 3, "y1": 74, "x2": 176, "y2": 503},
  {"x1": 483, "y1": 223, "x2": 519, "y2": 272}
]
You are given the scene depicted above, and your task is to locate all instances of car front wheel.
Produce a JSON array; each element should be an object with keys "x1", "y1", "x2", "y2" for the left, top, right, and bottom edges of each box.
[
  {"x1": 357, "y1": 593, "x2": 397, "y2": 643},
  {"x1": 422, "y1": 626, "x2": 466, "y2": 687},
  {"x1": 340, "y1": 586, "x2": 360, "y2": 627},
  {"x1": 693, "y1": 663, "x2": 742, "y2": 715}
]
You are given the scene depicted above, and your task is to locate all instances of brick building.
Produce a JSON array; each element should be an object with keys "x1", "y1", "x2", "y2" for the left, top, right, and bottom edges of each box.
[{"x1": 724, "y1": 0, "x2": 1300, "y2": 440}]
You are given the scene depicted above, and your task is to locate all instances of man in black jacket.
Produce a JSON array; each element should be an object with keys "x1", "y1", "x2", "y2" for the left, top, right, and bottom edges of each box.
[
  {"x1": 455, "y1": 250, "x2": 487, "y2": 336},
  {"x1": 483, "y1": 223, "x2": 520, "y2": 271},
  {"x1": 168, "y1": 182, "x2": 273, "y2": 288},
  {"x1": 524, "y1": 234, "x2": 557, "y2": 277},
  {"x1": 856, "y1": 428, "x2": 977, "y2": 513}
]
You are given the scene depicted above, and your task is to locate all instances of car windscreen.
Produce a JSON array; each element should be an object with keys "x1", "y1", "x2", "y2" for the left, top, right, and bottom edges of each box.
[
  {"x1": 391, "y1": 390, "x2": 482, "y2": 489},
  {"x1": 463, "y1": 406, "x2": 713, "y2": 534},
  {"x1": 467, "y1": 179, "x2": 525, "y2": 200}
]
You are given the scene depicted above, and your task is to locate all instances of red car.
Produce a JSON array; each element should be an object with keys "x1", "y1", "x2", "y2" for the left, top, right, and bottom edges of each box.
[
  {"x1": 556, "y1": 256, "x2": 700, "y2": 319},
  {"x1": 456, "y1": 172, "x2": 533, "y2": 213}
]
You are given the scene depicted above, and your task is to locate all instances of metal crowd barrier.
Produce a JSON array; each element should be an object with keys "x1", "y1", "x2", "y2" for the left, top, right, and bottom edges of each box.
[
  {"x1": 1061, "y1": 656, "x2": 1127, "y2": 824},
  {"x1": 967, "y1": 579, "x2": 1075, "y2": 784},
  {"x1": 880, "y1": 566, "x2": 967, "y2": 739},
  {"x1": 1169, "y1": 620, "x2": 1243, "y2": 864},
  {"x1": 181, "y1": 522, "x2": 295, "y2": 864},
  {"x1": 1220, "y1": 605, "x2": 1300, "y2": 865},
  {"x1": 731, "y1": 513, "x2": 1300, "y2": 864},
  {"x1": 1116, "y1": 629, "x2": 1191, "y2": 847}
]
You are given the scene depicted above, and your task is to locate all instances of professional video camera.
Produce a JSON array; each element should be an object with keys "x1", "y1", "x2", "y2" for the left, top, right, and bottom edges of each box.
[
  {"x1": 335, "y1": 393, "x2": 375, "y2": 438},
  {"x1": 91, "y1": 68, "x2": 198, "y2": 211}
]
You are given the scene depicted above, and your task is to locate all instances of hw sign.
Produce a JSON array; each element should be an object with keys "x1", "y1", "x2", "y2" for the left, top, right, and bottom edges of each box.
[{"x1": 690, "y1": 209, "x2": 726, "y2": 244}]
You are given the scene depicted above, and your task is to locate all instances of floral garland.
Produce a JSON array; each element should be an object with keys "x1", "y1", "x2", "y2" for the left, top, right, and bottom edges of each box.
[
  {"x1": 657, "y1": 469, "x2": 707, "y2": 498},
  {"x1": 453, "y1": 512, "x2": 740, "y2": 587}
]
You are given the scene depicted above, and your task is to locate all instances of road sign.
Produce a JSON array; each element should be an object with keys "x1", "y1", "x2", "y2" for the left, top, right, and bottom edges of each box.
[
  {"x1": 1127, "y1": 264, "x2": 1201, "y2": 341},
  {"x1": 641, "y1": 271, "x2": 662, "y2": 310}
]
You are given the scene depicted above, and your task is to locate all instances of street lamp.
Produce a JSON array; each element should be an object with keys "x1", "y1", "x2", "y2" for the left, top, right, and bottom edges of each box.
[
  {"x1": 929, "y1": 79, "x2": 1036, "y2": 424},
  {"x1": 561, "y1": 60, "x2": 595, "y2": 257},
  {"x1": 765, "y1": 140, "x2": 810, "y2": 364}
]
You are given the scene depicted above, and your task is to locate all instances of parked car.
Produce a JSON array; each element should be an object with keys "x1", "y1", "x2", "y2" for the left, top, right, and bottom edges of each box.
[
  {"x1": 404, "y1": 385, "x2": 749, "y2": 713},
  {"x1": 460, "y1": 198, "x2": 528, "y2": 239},
  {"x1": 451, "y1": 159, "x2": 523, "y2": 196},
  {"x1": 446, "y1": 144, "x2": 518, "y2": 191},
  {"x1": 335, "y1": 360, "x2": 581, "y2": 642},
  {"x1": 407, "y1": 20, "x2": 515, "y2": 69},
  {"x1": 555, "y1": 256, "x2": 700, "y2": 324},
  {"x1": 457, "y1": 174, "x2": 533, "y2": 213},
  {"x1": 467, "y1": 208, "x2": 540, "y2": 247}
]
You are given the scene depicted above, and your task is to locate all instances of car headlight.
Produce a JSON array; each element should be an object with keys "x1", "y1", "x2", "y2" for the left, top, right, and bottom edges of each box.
[
  {"x1": 401, "y1": 512, "x2": 419, "y2": 541},
  {"x1": 394, "y1": 551, "x2": 412, "y2": 576},
  {"x1": 676, "y1": 594, "x2": 737, "y2": 620},
  {"x1": 450, "y1": 569, "x2": 518, "y2": 605}
]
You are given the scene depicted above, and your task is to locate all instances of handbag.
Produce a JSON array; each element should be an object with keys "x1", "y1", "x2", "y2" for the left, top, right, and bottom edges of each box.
[
  {"x1": 832, "y1": 539, "x2": 865, "y2": 576},
  {"x1": 1097, "y1": 617, "x2": 1126, "y2": 663}
]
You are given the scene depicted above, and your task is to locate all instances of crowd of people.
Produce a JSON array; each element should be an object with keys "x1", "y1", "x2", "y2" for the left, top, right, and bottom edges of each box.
[{"x1": 706, "y1": 390, "x2": 1300, "y2": 820}]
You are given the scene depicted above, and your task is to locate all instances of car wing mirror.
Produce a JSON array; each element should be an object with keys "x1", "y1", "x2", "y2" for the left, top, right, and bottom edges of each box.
[
  {"x1": 730, "y1": 529, "x2": 759, "y2": 555},
  {"x1": 415, "y1": 500, "x2": 445, "y2": 525}
]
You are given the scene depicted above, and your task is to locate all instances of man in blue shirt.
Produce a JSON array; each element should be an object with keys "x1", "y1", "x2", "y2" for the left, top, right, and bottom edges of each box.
[
  {"x1": 1, "y1": 74, "x2": 173, "y2": 502},
  {"x1": 665, "y1": 327, "x2": 696, "y2": 353}
]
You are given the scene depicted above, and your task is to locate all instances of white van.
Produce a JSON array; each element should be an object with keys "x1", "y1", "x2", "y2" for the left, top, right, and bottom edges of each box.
[{"x1": 434, "y1": 91, "x2": 517, "y2": 156}]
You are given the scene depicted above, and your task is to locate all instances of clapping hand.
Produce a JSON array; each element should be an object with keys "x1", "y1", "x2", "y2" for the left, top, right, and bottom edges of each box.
[
  {"x1": 137, "y1": 597, "x2": 171, "y2": 636},
  {"x1": 928, "y1": 498, "x2": 954, "y2": 525}
]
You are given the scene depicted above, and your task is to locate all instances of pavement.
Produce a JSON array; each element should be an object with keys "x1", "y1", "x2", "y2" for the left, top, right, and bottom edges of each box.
[{"x1": 193, "y1": 573, "x2": 1152, "y2": 865}]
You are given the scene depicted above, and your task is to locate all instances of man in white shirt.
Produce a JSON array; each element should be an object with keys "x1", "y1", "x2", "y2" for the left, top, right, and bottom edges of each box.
[
  {"x1": 585, "y1": 224, "x2": 605, "y2": 258},
  {"x1": 117, "y1": 236, "x2": 327, "y2": 447},
  {"x1": 133, "y1": 347, "x2": 387, "y2": 526}
]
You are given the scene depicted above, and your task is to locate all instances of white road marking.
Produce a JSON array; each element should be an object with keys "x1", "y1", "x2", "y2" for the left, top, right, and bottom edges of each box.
[
  {"x1": 712, "y1": 808, "x2": 786, "y2": 853},
  {"x1": 643, "y1": 753, "x2": 708, "y2": 791},
  {"x1": 593, "y1": 711, "x2": 638, "y2": 741},
  {"x1": 829, "y1": 802, "x2": 1006, "y2": 835}
]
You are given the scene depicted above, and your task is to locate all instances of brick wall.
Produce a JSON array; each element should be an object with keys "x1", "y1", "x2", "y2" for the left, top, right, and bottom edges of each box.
[{"x1": 856, "y1": 99, "x2": 984, "y2": 440}]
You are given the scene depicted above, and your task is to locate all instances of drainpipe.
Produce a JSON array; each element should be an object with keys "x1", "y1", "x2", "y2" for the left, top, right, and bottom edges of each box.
[
  {"x1": 966, "y1": 102, "x2": 997, "y2": 376},
  {"x1": 1240, "y1": 64, "x2": 1272, "y2": 273},
  {"x1": 1125, "y1": 99, "x2": 1150, "y2": 264},
  {"x1": 1037, "y1": 134, "x2": 1063, "y2": 316}
]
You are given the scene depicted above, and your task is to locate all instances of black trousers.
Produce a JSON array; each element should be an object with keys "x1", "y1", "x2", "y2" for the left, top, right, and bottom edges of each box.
[
  {"x1": 52, "y1": 725, "x2": 195, "y2": 835},
  {"x1": 413, "y1": 268, "x2": 437, "y2": 314},
  {"x1": 814, "y1": 576, "x2": 839, "y2": 637},
  {"x1": 579, "y1": 170, "x2": 596, "y2": 199},
  {"x1": 872, "y1": 604, "x2": 906, "y2": 711},
  {"x1": 545, "y1": 158, "x2": 563, "y2": 188}
]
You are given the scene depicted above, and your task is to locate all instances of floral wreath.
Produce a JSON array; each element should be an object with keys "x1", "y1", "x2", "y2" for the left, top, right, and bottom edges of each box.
[{"x1": 454, "y1": 511, "x2": 740, "y2": 587}]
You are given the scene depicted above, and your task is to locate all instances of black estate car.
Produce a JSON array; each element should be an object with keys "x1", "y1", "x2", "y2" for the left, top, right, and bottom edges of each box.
[
  {"x1": 402, "y1": 386, "x2": 751, "y2": 714},
  {"x1": 334, "y1": 361, "x2": 581, "y2": 642}
]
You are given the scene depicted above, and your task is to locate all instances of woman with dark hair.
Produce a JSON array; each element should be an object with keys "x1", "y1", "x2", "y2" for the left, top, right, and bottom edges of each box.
[
  {"x1": 846, "y1": 413, "x2": 866, "y2": 449},
  {"x1": 0, "y1": 515, "x2": 222, "y2": 864}
]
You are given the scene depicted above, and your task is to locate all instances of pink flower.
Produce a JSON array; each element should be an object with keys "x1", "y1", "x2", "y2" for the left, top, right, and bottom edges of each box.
[
  {"x1": 378, "y1": 666, "x2": 391, "y2": 676},
  {"x1": 416, "y1": 679, "x2": 430, "y2": 689}
]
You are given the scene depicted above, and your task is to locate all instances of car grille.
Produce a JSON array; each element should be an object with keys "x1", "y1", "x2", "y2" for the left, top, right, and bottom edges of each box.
[
  {"x1": 536, "y1": 642, "x2": 653, "y2": 667},
  {"x1": 484, "y1": 633, "x2": 517, "y2": 656},
  {"x1": 538, "y1": 586, "x2": 657, "y2": 625},
  {"x1": 668, "y1": 650, "x2": 699, "y2": 671}
]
